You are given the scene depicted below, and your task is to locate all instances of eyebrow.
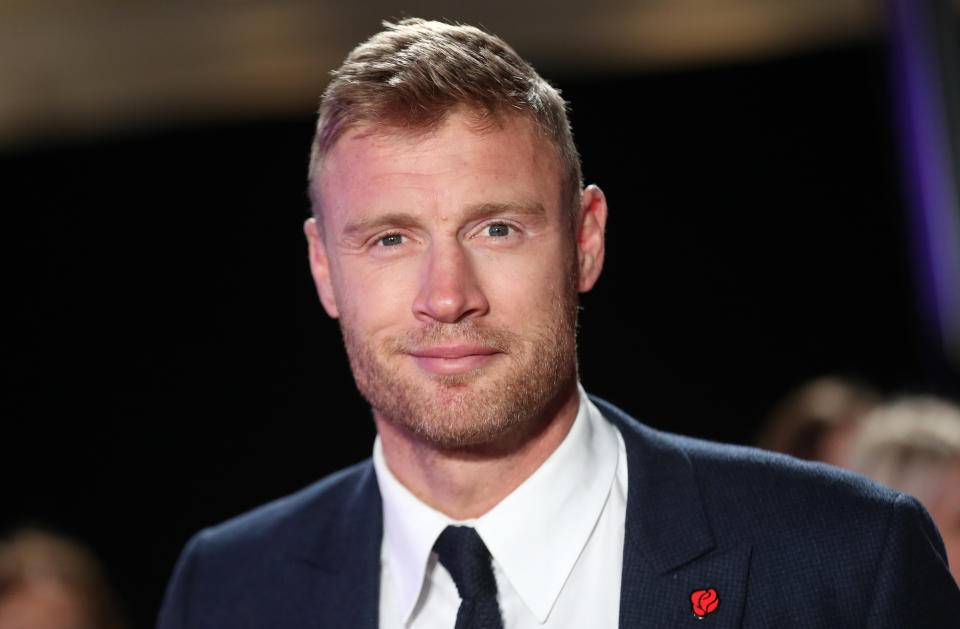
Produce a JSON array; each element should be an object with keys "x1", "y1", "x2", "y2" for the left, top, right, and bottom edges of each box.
[
  {"x1": 461, "y1": 201, "x2": 547, "y2": 224},
  {"x1": 341, "y1": 212, "x2": 420, "y2": 243},
  {"x1": 339, "y1": 202, "x2": 547, "y2": 242}
]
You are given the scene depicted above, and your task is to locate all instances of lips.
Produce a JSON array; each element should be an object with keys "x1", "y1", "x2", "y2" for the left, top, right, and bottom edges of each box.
[{"x1": 408, "y1": 344, "x2": 501, "y2": 375}]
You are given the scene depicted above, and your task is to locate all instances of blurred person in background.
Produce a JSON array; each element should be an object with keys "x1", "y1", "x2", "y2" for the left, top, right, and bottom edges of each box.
[
  {"x1": 755, "y1": 376, "x2": 880, "y2": 468},
  {"x1": 850, "y1": 396, "x2": 960, "y2": 583},
  {"x1": 0, "y1": 527, "x2": 128, "y2": 629}
]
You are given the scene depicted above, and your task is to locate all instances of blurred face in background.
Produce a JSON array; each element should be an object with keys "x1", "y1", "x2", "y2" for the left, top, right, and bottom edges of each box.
[{"x1": 0, "y1": 580, "x2": 95, "y2": 629}]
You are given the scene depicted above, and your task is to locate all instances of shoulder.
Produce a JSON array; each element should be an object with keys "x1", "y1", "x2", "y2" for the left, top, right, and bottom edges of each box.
[
  {"x1": 157, "y1": 460, "x2": 382, "y2": 628},
  {"x1": 179, "y1": 457, "x2": 380, "y2": 566},
  {"x1": 594, "y1": 394, "x2": 900, "y2": 520},
  {"x1": 594, "y1": 396, "x2": 960, "y2": 626},
  {"x1": 193, "y1": 459, "x2": 378, "y2": 557},
  {"x1": 600, "y1": 394, "x2": 914, "y2": 550}
]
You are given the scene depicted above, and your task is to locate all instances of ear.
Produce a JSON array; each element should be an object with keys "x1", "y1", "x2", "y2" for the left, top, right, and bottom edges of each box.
[
  {"x1": 304, "y1": 217, "x2": 340, "y2": 318},
  {"x1": 576, "y1": 184, "x2": 607, "y2": 292}
]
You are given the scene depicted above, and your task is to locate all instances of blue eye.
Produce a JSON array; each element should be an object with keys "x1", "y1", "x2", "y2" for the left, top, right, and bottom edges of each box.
[
  {"x1": 487, "y1": 223, "x2": 512, "y2": 237},
  {"x1": 379, "y1": 234, "x2": 405, "y2": 246}
]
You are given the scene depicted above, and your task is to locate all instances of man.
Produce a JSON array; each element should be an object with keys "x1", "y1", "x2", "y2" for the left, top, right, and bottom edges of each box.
[{"x1": 158, "y1": 18, "x2": 960, "y2": 628}]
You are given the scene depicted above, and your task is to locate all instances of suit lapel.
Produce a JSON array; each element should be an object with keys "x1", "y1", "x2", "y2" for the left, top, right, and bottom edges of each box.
[
  {"x1": 270, "y1": 400, "x2": 752, "y2": 628},
  {"x1": 595, "y1": 398, "x2": 751, "y2": 628},
  {"x1": 284, "y1": 463, "x2": 383, "y2": 629}
]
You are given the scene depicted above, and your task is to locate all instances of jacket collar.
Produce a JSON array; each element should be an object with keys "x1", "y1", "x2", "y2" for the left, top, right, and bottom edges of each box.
[
  {"x1": 283, "y1": 462, "x2": 383, "y2": 629},
  {"x1": 593, "y1": 396, "x2": 751, "y2": 628},
  {"x1": 593, "y1": 397, "x2": 716, "y2": 572},
  {"x1": 287, "y1": 398, "x2": 751, "y2": 628}
]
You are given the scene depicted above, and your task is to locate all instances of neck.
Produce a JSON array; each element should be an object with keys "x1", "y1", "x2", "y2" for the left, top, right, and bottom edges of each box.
[{"x1": 375, "y1": 383, "x2": 580, "y2": 520}]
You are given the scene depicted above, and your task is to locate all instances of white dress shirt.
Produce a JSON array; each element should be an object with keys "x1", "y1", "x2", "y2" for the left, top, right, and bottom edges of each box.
[{"x1": 373, "y1": 384, "x2": 629, "y2": 628}]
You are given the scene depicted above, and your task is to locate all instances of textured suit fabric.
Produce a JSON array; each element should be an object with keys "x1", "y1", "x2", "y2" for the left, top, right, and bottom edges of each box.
[{"x1": 157, "y1": 398, "x2": 960, "y2": 628}]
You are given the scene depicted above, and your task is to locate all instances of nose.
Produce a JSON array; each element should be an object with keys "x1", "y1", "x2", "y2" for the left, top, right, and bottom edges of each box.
[{"x1": 412, "y1": 241, "x2": 489, "y2": 323}]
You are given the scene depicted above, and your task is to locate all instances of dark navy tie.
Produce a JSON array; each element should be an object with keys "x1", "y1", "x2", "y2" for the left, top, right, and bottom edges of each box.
[{"x1": 434, "y1": 526, "x2": 505, "y2": 629}]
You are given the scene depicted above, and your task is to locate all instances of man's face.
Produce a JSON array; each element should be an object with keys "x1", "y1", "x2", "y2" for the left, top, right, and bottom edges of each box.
[{"x1": 306, "y1": 110, "x2": 604, "y2": 449}]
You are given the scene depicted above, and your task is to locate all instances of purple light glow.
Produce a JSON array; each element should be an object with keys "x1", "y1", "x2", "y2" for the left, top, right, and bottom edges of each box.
[{"x1": 889, "y1": 0, "x2": 960, "y2": 367}]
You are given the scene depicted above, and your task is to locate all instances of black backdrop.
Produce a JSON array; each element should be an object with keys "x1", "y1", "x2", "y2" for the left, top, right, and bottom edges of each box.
[{"x1": 5, "y1": 42, "x2": 953, "y2": 627}]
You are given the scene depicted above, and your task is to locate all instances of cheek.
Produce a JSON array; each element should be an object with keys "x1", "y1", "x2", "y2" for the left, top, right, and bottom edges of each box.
[
  {"x1": 333, "y1": 260, "x2": 419, "y2": 334},
  {"x1": 478, "y1": 245, "x2": 572, "y2": 316}
]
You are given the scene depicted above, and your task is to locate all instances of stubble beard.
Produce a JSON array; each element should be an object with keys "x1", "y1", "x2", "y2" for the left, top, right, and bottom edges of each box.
[{"x1": 339, "y1": 271, "x2": 580, "y2": 450}]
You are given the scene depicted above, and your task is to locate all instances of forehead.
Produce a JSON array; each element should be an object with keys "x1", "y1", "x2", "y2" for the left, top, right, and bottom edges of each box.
[{"x1": 315, "y1": 111, "x2": 563, "y2": 226}]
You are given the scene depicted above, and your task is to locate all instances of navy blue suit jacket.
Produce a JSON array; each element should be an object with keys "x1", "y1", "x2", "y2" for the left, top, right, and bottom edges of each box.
[{"x1": 158, "y1": 398, "x2": 960, "y2": 627}]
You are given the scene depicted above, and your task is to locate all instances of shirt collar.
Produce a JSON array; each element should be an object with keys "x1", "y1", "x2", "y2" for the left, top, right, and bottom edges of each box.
[
  {"x1": 373, "y1": 384, "x2": 621, "y2": 623},
  {"x1": 373, "y1": 437, "x2": 451, "y2": 623}
]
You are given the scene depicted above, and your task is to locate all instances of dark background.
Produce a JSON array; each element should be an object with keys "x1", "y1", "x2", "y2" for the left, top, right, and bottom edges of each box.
[{"x1": 4, "y1": 41, "x2": 956, "y2": 627}]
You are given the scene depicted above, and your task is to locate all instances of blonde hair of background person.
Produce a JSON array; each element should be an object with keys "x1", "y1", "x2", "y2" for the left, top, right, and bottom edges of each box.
[
  {"x1": 0, "y1": 528, "x2": 128, "y2": 629},
  {"x1": 851, "y1": 396, "x2": 960, "y2": 583}
]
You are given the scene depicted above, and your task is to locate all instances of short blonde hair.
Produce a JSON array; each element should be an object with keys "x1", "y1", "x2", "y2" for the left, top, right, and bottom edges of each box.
[
  {"x1": 307, "y1": 18, "x2": 582, "y2": 222},
  {"x1": 851, "y1": 396, "x2": 960, "y2": 493}
]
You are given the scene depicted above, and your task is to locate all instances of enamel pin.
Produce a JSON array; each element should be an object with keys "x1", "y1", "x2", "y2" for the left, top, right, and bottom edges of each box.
[{"x1": 691, "y1": 588, "x2": 719, "y2": 619}]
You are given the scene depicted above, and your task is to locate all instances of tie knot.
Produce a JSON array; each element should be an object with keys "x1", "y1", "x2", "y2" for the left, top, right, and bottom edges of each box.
[{"x1": 434, "y1": 526, "x2": 498, "y2": 601}]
